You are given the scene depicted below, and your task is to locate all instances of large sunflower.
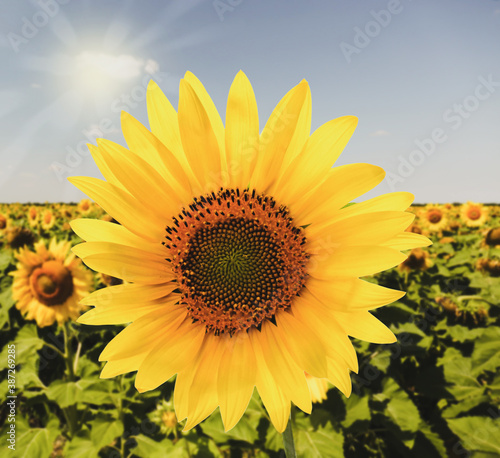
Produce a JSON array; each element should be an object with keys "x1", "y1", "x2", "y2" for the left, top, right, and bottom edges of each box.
[
  {"x1": 11, "y1": 238, "x2": 93, "y2": 327},
  {"x1": 70, "y1": 71, "x2": 430, "y2": 433}
]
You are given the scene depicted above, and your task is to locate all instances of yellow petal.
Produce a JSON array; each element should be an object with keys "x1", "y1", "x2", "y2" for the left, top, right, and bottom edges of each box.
[
  {"x1": 291, "y1": 163, "x2": 385, "y2": 227},
  {"x1": 217, "y1": 333, "x2": 257, "y2": 431},
  {"x1": 309, "y1": 246, "x2": 407, "y2": 279},
  {"x1": 275, "y1": 310, "x2": 328, "y2": 378},
  {"x1": 99, "y1": 306, "x2": 186, "y2": 361},
  {"x1": 275, "y1": 116, "x2": 358, "y2": 204},
  {"x1": 78, "y1": 251, "x2": 173, "y2": 284},
  {"x1": 280, "y1": 85, "x2": 312, "y2": 170},
  {"x1": 86, "y1": 143, "x2": 126, "y2": 191},
  {"x1": 70, "y1": 219, "x2": 158, "y2": 253},
  {"x1": 68, "y1": 176, "x2": 164, "y2": 242},
  {"x1": 184, "y1": 71, "x2": 225, "y2": 160},
  {"x1": 305, "y1": 277, "x2": 405, "y2": 311},
  {"x1": 250, "y1": 328, "x2": 290, "y2": 433},
  {"x1": 381, "y1": 232, "x2": 432, "y2": 250},
  {"x1": 95, "y1": 138, "x2": 183, "y2": 214},
  {"x1": 78, "y1": 294, "x2": 181, "y2": 325},
  {"x1": 256, "y1": 321, "x2": 312, "y2": 414},
  {"x1": 307, "y1": 211, "x2": 415, "y2": 250},
  {"x1": 79, "y1": 283, "x2": 178, "y2": 307},
  {"x1": 332, "y1": 310, "x2": 397, "y2": 344},
  {"x1": 178, "y1": 79, "x2": 223, "y2": 193},
  {"x1": 146, "y1": 81, "x2": 194, "y2": 177},
  {"x1": 326, "y1": 355, "x2": 352, "y2": 397},
  {"x1": 135, "y1": 321, "x2": 206, "y2": 392},
  {"x1": 250, "y1": 80, "x2": 310, "y2": 193},
  {"x1": 72, "y1": 240, "x2": 163, "y2": 261},
  {"x1": 184, "y1": 334, "x2": 226, "y2": 431},
  {"x1": 225, "y1": 70, "x2": 259, "y2": 189},
  {"x1": 100, "y1": 355, "x2": 144, "y2": 378},
  {"x1": 121, "y1": 111, "x2": 192, "y2": 201},
  {"x1": 292, "y1": 292, "x2": 358, "y2": 372}
]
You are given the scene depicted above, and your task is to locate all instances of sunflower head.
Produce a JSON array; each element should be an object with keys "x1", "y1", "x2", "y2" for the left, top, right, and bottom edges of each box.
[
  {"x1": 461, "y1": 201, "x2": 488, "y2": 228},
  {"x1": 398, "y1": 248, "x2": 432, "y2": 273},
  {"x1": 485, "y1": 227, "x2": 500, "y2": 247},
  {"x1": 78, "y1": 198, "x2": 93, "y2": 215},
  {"x1": 28, "y1": 206, "x2": 38, "y2": 227},
  {"x1": 10, "y1": 238, "x2": 93, "y2": 327},
  {"x1": 41, "y1": 209, "x2": 56, "y2": 231},
  {"x1": 421, "y1": 205, "x2": 447, "y2": 232},
  {"x1": 0, "y1": 213, "x2": 8, "y2": 231},
  {"x1": 70, "y1": 71, "x2": 431, "y2": 433},
  {"x1": 5, "y1": 226, "x2": 36, "y2": 250}
]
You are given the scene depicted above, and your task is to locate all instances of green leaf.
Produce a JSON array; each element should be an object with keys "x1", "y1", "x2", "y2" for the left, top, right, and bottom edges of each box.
[
  {"x1": 0, "y1": 325, "x2": 44, "y2": 369},
  {"x1": 342, "y1": 394, "x2": 370, "y2": 428},
  {"x1": 64, "y1": 431, "x2": 100, "y2": 458},
  {"x1": 89, "y1": 417, "x2": 124, "y2": 449},
  {"x1": 446, "y1": 417, "x2": 500, "y2": 454},
  {"x1": 471, "y1": 327, "x2": 500, "y2": 376},
  {"x1": 294, "y1": 422, "x2": 344, "y2": 458},
  {"x1": 0, "y1": 250, "x2": 14, "y2": 271},
  {"x1": 14, "y1": 416, "x2": 59, "y2": 458},
  {"x1": 200, "y1": 405, "x2": 259, "y2": 444},
  {"x1": 378, "y1": 378, "x2": 422, "y2": 433},
  {"x1": 438, "y1": 348, "x2": 484, "y2": 400},
  {"x1": 445, "y1": 325, "x2": 485, "y2": 343},
  {"x1": 45, "y1": 379, "x2": 115, "y2": 408},
  {"x1": 130, "y1": 435, "x2": 174, "y2": 458}
]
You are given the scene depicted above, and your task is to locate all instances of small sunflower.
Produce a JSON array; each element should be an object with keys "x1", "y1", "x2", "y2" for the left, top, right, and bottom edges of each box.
[
  {"x1": 10, "y1": 238, "x2": 93, "y2": 327},
  {"x1": 28, "y1": 206, "x2": 39, "y2": 227},
  {"x1": 398, "y1": 248, "x2": 432, "y2": 273},
  {"x1": 305, "y1": 373, "x2": 330, "y2": 403},
  {"x1": 460, "y1": 201, "x2": 488, "y2": 227},
  {"x1": 41, "y1": 209, "x2": 56, "y2": 231},
  {"x1": 70, "y1": 71, "x2": 430, "y2": 433},
  {"x1": 78, "y1": 198, "x2": 93, "y2": 215},
  {"x1": 420, "y1": 205, "x2": 447, "y2": 233},
  {"x1": 0, "y1": 212, "x2": 9, "y2": 234}
]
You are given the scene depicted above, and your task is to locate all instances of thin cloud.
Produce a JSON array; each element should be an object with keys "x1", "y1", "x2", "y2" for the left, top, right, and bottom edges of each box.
[{"x1": 370, "y1": 130, "x2": 390, "y2": 137}]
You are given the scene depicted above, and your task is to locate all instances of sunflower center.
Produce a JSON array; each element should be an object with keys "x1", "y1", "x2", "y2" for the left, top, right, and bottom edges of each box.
[
  {"x1": 428, "y1": 211, "x2": 442, "y2": 224},
  {"x1": 467, "y1": 209, "x2": 480, "y2": 220},
  {"x1": 0, "y1": 216, "x2": 6, "y2": 229},
  {"x1": 30, "y1": 260, "x2": 74, "y2": 306},
  {"x1": 164, "y1": 188, "x2": 309, "y2": 336}
]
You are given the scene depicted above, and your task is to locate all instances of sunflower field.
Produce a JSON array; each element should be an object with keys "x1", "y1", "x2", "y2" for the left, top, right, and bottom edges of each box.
[{"x1": 1, "y1": 200, "x2": 500, "y2": 458}]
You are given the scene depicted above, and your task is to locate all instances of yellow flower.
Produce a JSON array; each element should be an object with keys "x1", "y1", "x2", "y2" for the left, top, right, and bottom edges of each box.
[
  {"x1": 69, "y1": 71, "x2": 430, "y2": 433},
  {"x1": 398, "y1": 248, "x2": 432, "y2": 273},
  {"x1": 28, "y1": 206, "x2": 39, "y2": 227},
  {"x1": 41, "y1": 209, "x2": 56, "y2": 231},
  {"x1": 78, "y1": 198, "x2": 93, "y2": 215},
  {"x1": 460, "y1": 201, "x2": 488, "y2": 227},
  {"x1": 305, "y1": 373, "x2": 329, "y2": 403},
  {"x1": 10, "y1": 238, "x2": 93, "y2": 327},
  {"x1": 420, "y1": 205, "x2": 447, "y2": 232},
  {"x1": 0, "y1": 212, "x2": 9, "y2": 234}
]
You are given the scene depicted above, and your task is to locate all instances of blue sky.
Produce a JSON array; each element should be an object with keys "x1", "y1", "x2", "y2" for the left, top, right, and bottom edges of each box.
[{"x1": 1, "y1": 0, "x2": 499, "y2": 203}]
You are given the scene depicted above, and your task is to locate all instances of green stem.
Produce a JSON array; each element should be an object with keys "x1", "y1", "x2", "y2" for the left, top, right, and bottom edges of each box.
[
  {"x1": 282, "y1": 414, "x2": 296, "y2": 458},
  {"x1": 61, "y1": 323, "x2": 78, "y2": 438}
]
